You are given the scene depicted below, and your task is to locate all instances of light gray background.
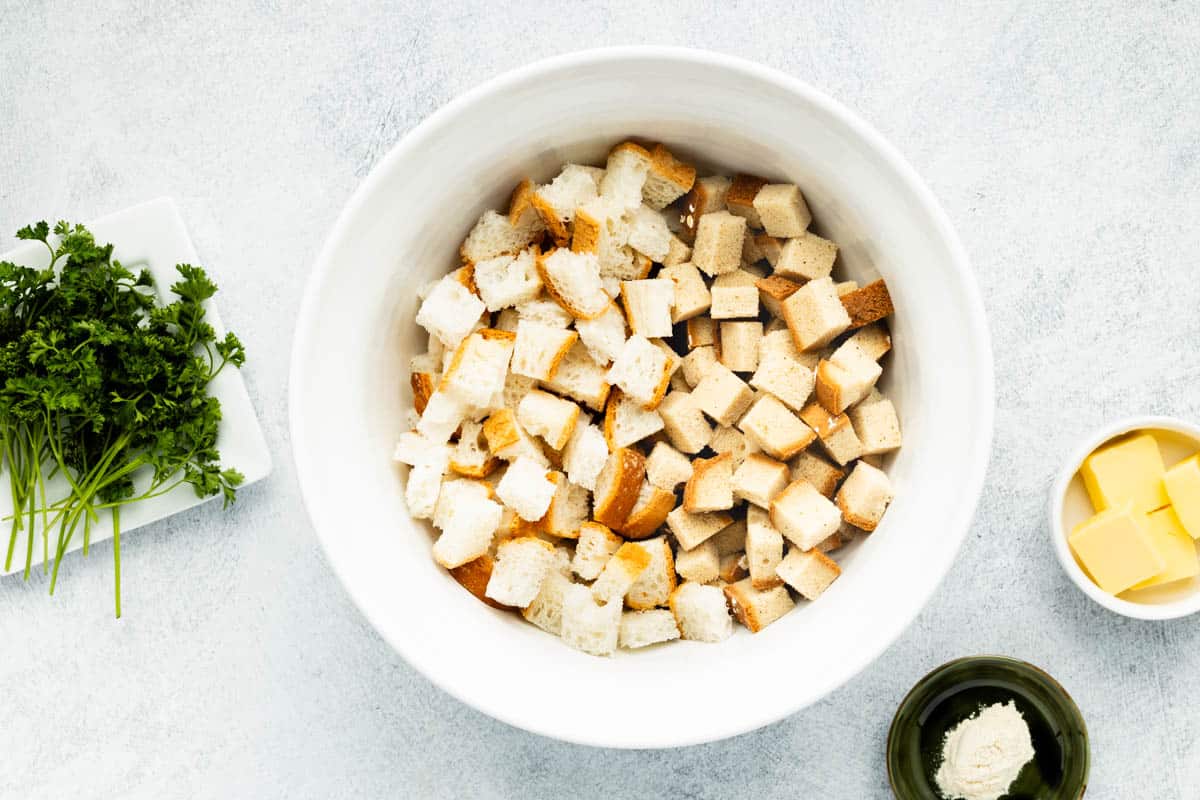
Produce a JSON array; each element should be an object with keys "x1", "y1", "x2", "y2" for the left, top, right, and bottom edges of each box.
[{"x1": 2, "y1": 2, "x2": 1197, "y2": 798}]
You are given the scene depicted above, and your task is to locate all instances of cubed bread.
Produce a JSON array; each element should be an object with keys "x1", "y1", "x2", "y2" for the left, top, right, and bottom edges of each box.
[
  {"x1": 686, "y1": 316, "x2": 718, "y2": 349},
  {"x1": 439, "y1": 328, "x2": 516, "y2": 410},
  {"x1": 618, "y1": 481, "x2": 677, "y2": 539},
  {"x1": 449, "y1": 420, "x2": 500, "y2": 479},
  {"x1": 599, "y1": 142, "x2": 652, "y2": 212},
  {"x1": 789, "y1": 450, "x2": 845, "y2": 498},
  {"x1": 658, "y1": 391, "x2": 714, "y2": 454},
  {"x1": 450, "y1": 554, "x2": 510, "y2": 610},
  {"x1": 647, "y1": 264, "x2": 703, "y2": 327},
  {"x1": 776, "y1": 547, "x2": 841, "y2": 600},
  {"x1": 718, "y1": 552, "x2": 750, "y2": 583},
  {"x1": 560, "y1": 583, "x2": 623, "y2": 656},
  {"x1": 483, "y1": 536, "x2": 556, "y2": 608},
  {"x1": 755, "y1": 233, "x2": 784, "y2": 267},
  {"x1": 775, "y1": 231, "x2": 838, "y2": 281},
  {"x1": 541, "y1": 343, "x2": 611, "y2": 411},
  {"x1": 836, "y1": 461, "x2": 894, "y2": 531},
  {"x1": 674, "y1": 539, "x2": 719, "y2": 583},
  {"x1": 473, "y1": 249, "x2": 542, "y2": 311},
  {"x1": 522, "y1": 569, "x2": 573, "y2": 634},
  {"x1": 770, "y1": 479, "x2": 842, "y2": 551},
  {"x1": 799, "y1": 402, "x2": 865, "y2": 466},
  {"x1": 572, "y1": 521, "x2": 624, "y2": 581},
  {"x1": 625, "y1": 535, "x2": 677, "y2": 609},
  {"x1": 847, "y1": 391, "x2": 902, "y2": 456},
  {"x1": 461, "y1": 208, "x2": 544, "y2": 264},
  {"x1": 592, "y1": 541, "x2": 652, "y2": 603},
  {"x1": 709, "y1": 424, "x2": 760, "y2": 466},
  {"x1": 495, "y1": 456, "x2": 558, "y2": 521},
  {"x1": 517, "y1": 390, "x2": 580, "y2": 450},
  {"x1": 572, "y1": 197, "x2": 636, "y2": 279},
  {"x1": 680, "y1": 175, "x2": 732, "y2": 239},
  {"x1": 393, "y1": 430, "x2": 449, "y2": 467},
  {"x1": 511, "y1": 319, "x2": 578, "y2": 381},
  {"x1": 405, "y1": 456, "x2": 447, "y2": 520},
  {"x1": 667, "y1": 506, "x2": 734, "y2": 550},
  {"x1": 604, "y1": 389, "x2": 665, "y2": 448},
  {"x1": 531, "y1": 164, "x2": 601, "y2": 244},
  {"x1": 575, "y1": 301, "x2": 628, "y2": 364},
  {"x1": 483, "y1": 408, "x2": 549, "y2": 465},
  {"x1": 416, "y1": 389, "x2": 468, "y2": 444},
  {"x1": 683, "y1": 452, "x2": 734, "y2": 512},
  {"x1": 752, "y1": 184, "x2": 812, "y2": 238},
  {"x1": 738, "y1": 394, "x2": 815, "y2": 460},
  {"x1": 646, "y1": 441, "x2": 694, "y2": 490},
  {"x1": 669, "y1": 582, "x2": 733, "y2": 642},
  {"x1": 681, "y1": 345, "x2": 719, "y2": 389},
  {"x1": 719, "y1": 321, "x2": 763, "y2": 373},
  {"x1": 710, "y1": 280, "x2": 759, "y2": 319},
  {"x1": 725, "y1": 174, "x2": 768, "y2": 229},
  {"x1": 711, "y1": 517, "x2": 748, "y2": 555},
  {"x1": 642, "y1": 143, "x2": 697, "y2": 209},
  {"x1": 755, "y1": 275, "x2": 800, "y2": 318},
  {"x1": 516, "y1": 298, "x2": 573, "y2": 328},
  {"x1": 745, "y1": 505, "x2": 785, "y2": 589},
  {"x1": 843, "y1": 322, "x2": 892, "y2": 361},
  {"x1": 815, "y1": 341, "x2": 883, "y2": 414},
  {"x1": 562, "y1": 417, "x2": 609, "y2": 491},
  {"x1": 542, "y1": 475, "x2": 590, "y2": 539},
  {"x1": 662, "y1": 234, "x2": 692, "y2": 267},
  {"x1": 840, "y1": 279, "x2": 894, "y2": 328},
  {"x1": 607, "y1": 335, "x2": 675, "y2": 410},
  {"x1": 724, "y1": 578, "x2": 794, "y2": 632},
  {"x1": 416, "y1": 274, "x2": 488, "y2": 349},
  {"x1": 749, "y1": 353, "x2": 815, "y2": 413},
  {"x1": 619, "y1": 609, "x2": 681, "y2": 649},
  {"x1": 758, "y1": 326, "x2": 803, "y2": 365},
  {"x1": 620, "y1": 279, "x2": 675, "y2": 338},
  {"x1": 537, "y1": 248, "x2": 611, "y2": 319},
  {"x1": 781, "y1": 276, "x2": 852, "y2": 352},
  {"x1": 624, "y1": 204, "x2": 673, "y2": 262},
  {"x1": 692, "y1": 211, "x2": 747, "y2": 276},
  {"x1": 732, "y1": 453, "x2": 790, "y2": 509},
  {"x1": 593, "y1": 447, "x2": 647, "y2": 528},
  {"x1": 691, "y1": 363, "x2": 755, "y2": 426}
]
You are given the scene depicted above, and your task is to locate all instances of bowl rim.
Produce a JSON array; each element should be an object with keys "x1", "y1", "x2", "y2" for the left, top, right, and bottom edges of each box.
[
  {"x1": 1049, "y1": 414, "x2": 1200, "y2": 621},
  {"x1": 288, "y1": 45, "x2": 995, "y2": 747}
]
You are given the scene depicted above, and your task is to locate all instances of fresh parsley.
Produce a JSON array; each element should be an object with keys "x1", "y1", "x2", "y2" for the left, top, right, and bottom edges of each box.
[{"x1": 0, "y1": 221, "x2": 245, "y2": 616}]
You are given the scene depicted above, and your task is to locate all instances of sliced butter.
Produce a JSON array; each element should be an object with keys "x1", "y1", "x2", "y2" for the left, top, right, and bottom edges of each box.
[
  {"x1": 1080, "y1": 433, "x2": 1169, "y2": 515},
  {"x1": 1069, "y1": 504, "x2": 1165, "y2": 594},
  {"x1": 1164, "y1": 455, "x2": 1200, "y2": 540},
  {"x1": 1129, "y1": 506, "x2": 1200, "y2": 590}
]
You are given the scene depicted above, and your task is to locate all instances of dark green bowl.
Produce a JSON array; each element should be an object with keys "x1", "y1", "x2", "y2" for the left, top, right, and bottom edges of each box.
[{"x1": 887, "y1": 657, "x2": 1089, "y2": 799}]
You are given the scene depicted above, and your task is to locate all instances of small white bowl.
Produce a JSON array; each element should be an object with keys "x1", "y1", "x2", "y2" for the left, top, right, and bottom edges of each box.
[{"x1": 1050, "y1": 415, "x2": 1200, "y2": 620}]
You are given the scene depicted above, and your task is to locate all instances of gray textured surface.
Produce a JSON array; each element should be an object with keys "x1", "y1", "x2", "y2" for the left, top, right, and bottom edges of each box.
[{"x1": 2, "y1": 2, "x2": 1198, "y2": 797}]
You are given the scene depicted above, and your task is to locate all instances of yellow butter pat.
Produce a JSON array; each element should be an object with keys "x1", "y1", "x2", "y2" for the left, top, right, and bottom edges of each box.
[
  {"x1": 1069, "y1": 505, "x2": 1166, "y2": 594},
  {"x1": 1080, "y1": 433, "x2": 1169, "y2": 515},
  {"x1": 1129, "y1": 506, "x2": 1200, "y2": 590},
  {"x1": 1164, "y1": 455, "x2": 1200, "y2": 540}
]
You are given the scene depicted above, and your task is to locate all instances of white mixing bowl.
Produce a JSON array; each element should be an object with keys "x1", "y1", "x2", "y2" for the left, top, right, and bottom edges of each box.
[{"x1": 289, "y1": 47, "x2": 994, "y2": 748}]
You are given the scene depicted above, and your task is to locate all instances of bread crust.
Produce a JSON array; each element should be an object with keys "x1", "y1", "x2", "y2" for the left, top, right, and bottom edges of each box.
[
  {"x1": 449, "y1": 555, "x2": 512, "y2": 610},
  {"x1": 411, "y1": 372, "x2": 434, "y2": 416},
  {"x1": 508, "y1": 179, "x2": 535, "y2": 226},
  {"x1": 726, "y1": 174, "x2": 768, "y2": 220},
  {"x1": 618, "y1": 485, "x2": 677, "y2": 540},
  {"x1": 536, "y1": 251, "x2": 609, "y2": 321},
  {"x1": 593, "y1": 447, "x2": 647, "y2": 528},
  {"x1": 648, "y1": 143, "x2": 697, "y2": 195},
  {"x1": 683, "y1": 452, "x2": 733, "y2": 513},
  {"x1": 531, "y1": 193, "x2": 570, "y2": 245},
  {"x1": 840, "y1": 279, "x2": 894, "y2": 328}
]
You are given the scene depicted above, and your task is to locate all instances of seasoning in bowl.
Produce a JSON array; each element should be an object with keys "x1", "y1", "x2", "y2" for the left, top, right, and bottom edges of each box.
[{"x1": 934, "y1": 701, "x2": 1034, "y2": 800}]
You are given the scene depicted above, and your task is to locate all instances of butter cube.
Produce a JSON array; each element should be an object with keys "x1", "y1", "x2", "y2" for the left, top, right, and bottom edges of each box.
[
  {"x1": 1164, "y1": 455, "x2": 1200, "y2": 540},
  {"x1": 1069, "y1": 505, "x2": 1165, "y2": 594},
  {"x1": 1129, "y1": 506, "x2": 1200, "y2": 590},
  {"x1": 1080, "y1": 433, "x2": 1169, "y2": 515}
]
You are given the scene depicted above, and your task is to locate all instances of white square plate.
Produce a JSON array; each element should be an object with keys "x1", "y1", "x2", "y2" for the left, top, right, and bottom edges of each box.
[{"x1": 0, "y1": 198, "x2": 271, "y2": 576}]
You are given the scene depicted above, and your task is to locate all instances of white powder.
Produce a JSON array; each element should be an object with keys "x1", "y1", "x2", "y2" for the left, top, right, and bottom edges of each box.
[{"x1": 934, "y1": 701, "x2": 1035, "y2": 800}]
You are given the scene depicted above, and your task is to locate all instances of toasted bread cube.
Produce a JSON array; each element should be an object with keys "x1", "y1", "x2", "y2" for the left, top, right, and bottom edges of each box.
[
  {"x1": 746, "y1": 506, "x2": 785, "y2": 589},
  {"x1": 439, "y1": 328, "x2": 516, "y2": 409},
  {"x1": 816, "y1": 343, "x2": 883, "y2": 415},
  {"x1": 841, "y1": 279, "x2": 894, "y2": 328},
  {"x1": 800, "y1": 402, "x2": 864, "y2": 466},
  {"x1": 483, "y1": 408, "x2": 549, "y2": 465},
  {"x1": 560, "y1": 584, "x2": 622, "y2": 656},
  {"x1": 657, "y1": 262, "x2": 710, "y2": 323},
  {"x1": 718, "y1": 552, "x2": 749, "y2": 583},
  {"x1": 618, "y1": 481, "x2": 677, "y2": 540},
  {"x1": 449, "y1": 421, "x2": 500, "y2": 479},
  {"x1": 624, "y1": 204, "x2": 673, "y2": 262},
  {"x1": 670, "y1": 582, "x2": 733, "y2": 642},
  {"x1": 461, "y1": 206, "x2": 544, "y2": 264},
  {"x1": 848, "y1": 391, "x2": 902, "y2": 456},
  {"x1": 416, "y1": 389, "x2": 468, "y2": 444},
  {"x1": 782, "y1": 276, "x2": 852, "y2": 352},
  {"x1": 522, "y1": 569, "x2": 573, "y2": 633},
  {"x1": 845, "y1": 323, "x2": 892, "y2": 361},
  {"x1": 771, "y1": 479, "x2": 842, "y2": 551},
  {"x1": 542, "y1": 476, "x2": 589, "y2": 539},
  {"x1": 473, "y1": 249, "x2": 542, "y2": 311},
  {"x1": 517, "y1": 390, "x2": 580, "y2": 451},
  {"x1": 733, "y1": 453, "x2": 790, "y2": 509},
  {"x1": 592, "y1": 542, "x2": 652, "y2": 603},
  {"x1": 691, "y1": 363, "x2": 755, "y2": 426},
  {"x1": 725, "y1": 174, "x2": 768, "y2": 229},
  {"x1": 658, "y1": 391, "x2": 714, "y2": 454},
  {"x1": 619, "y1": 609, "x2": 681, "y2": 649},
  {"x1": 646, "y1": 441, "x2": 694, "y2": 490},
  {"x1": 531, "y1": 164, "x2": 601, "y2": 244},
  {"x1": 405, "y1": 457, "x2": 447, "y2": 520},
  {"x1": 680, "y1": 345, "x2": 719, "y2": 389},
  {"x1": 750, "y1": 354, "x2": 815, "y2": 413},
  {"x1": 752, "y1": 184, "x2": 812, "y2": 238},
  {"x1": 516, "y1": 298, "x2": 573, "y2": 329},
  {"x1": 667, "y1": 506, "x2": 734, "y2": 551},
  {"x1": 575, "y1": 301, "x2": 628, "y2": 365},
  {"x1": 775, "y1": 231, "x2": 838, "y2": 281},
  {"x1": 776, "y1": 547, "x2": 841, "y2": 600},
  {"x1": 738, "y1": 394, "x2": 816, "y2": 460},
  {"x1": 709, "y1": 425, "x2": 761, "y2": 466},
  {"x1": 674, "y1": 538, "x2": 719, "y2": 584},
  {"x1": 450, "y1": 554, "x2": 510, "y2": 610},
  {"x1": 620, "y1": 279, "x2": 675, "y2": 338},
  {"x1": 712, "y1": 518, "x2": 748, "y2": 555},
  {"x1": 742, "y1": 229, "x2": 767, "y2": 264},
  {"x1": 836, "y1": 461, "x2": 894, "y2": 531},
  {"x1": 537, "y1": 248, "x2": 611, "y2": 320},
  {"x1": 755, "y1": 233, "x2": 784, "y2": 267},
  {"x1": 416, "y1": 274, "x2": 488, "y2": 350},
  {"x1": 511, "y1": 320, "x2": 578, "y2": 382},
  {"x1": 495, "y1": 456, "x2": 557, "y2": 521},
  {"x1": 724, "y1": 578, "x2": 794, "y2": 632},
  {"x1": 679, "y1": 175, "x2": 732, "y2": 239},
  {"x1": 686, "y1": 316, "x2": 718, "y2": 349},
  {"x1": 573, "y1": 197, "x2": 636, "y2": 279},
  {"x1": 693, "y1": 211, "x2": 747, "y2": 276},
  {"x1": 662, "y1": 235, "x2": 693, "y2": 267},
  {"x1": 642, "y1": 143, "x2": 696, "y2": 209},
  {"x1": 789, "y1": 451, "x2": 845, "y2": 498},
  {"x1": 625, "y1": 535, "x2": 677, "y2": 608},
  {"x1": 755, "y1": 275, "x2": 801, "y2": 318},
  {"x1": 593, "y1": 447, "x2": 647, "y2": 529},
  {"x1": 603, "y1": 390, "x2": 665, "y2": 449},
  {"x1": 572, "y1": 521, "x2": 624, "y2": 581},
  {"x1": 683, "y1": 453, "x2": 734, "y2": 513},
  {"x1": 431, "y1": 482, "x2": 504, "y2": 569},
  {"x1": 393, "y1": 430, "x2": 449, "y2": 467},
  {"x1": 542, "y1": 343, "x2": 611, "y2": 411},
  {"x1": 485, "y1": 535, "x2": 558, "y2": 607},
  {"x1": 562, "y1": 417, "x2": 609, "y2": 491},
  {"x1": 757, "y1": 328, "x2": 803, "y2": 369},
  {"x1": 606, "y1": 335, "x2": 675, "y2": 410},
  {"x1": 599, "y1": 142, "x2": 652, "y2": 212},
  {"x1": 669, "y1": 369, "x2": 690, "y2": 393},
  {"x1": 711, "y1": 283, "x2": 759, "y2": 319}
]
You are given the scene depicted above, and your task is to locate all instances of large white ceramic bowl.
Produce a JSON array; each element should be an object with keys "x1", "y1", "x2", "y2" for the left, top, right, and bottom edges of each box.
[{"x1": 289, "y1": 47, "x2": 994, "y2": 748}]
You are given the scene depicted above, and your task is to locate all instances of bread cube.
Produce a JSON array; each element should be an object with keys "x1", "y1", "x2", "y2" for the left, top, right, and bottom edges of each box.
[
  {"x1": 750, "y1": 353, "x2": 815, "y2": 412},
  {"x1": 592, "y1": 542, "x2": 652, "y2": 603},
  {"x1": 531, "y1": 164, "x2": 601, "y2": 244},
  {"x1": 681, "y1": 345, "x2": 719, "y2": 389},
  {"x1": 405, "y1": 458, "x2": 446, "y2": 521},
  {"x1": 516, "y1": 298, "x2": 573, "y2": 328},
  {"x1": 449, "y1": 421, "x2": 500, "y2": 479},
  {"x1": 815, "y1": 342, "x2": 883, "y2": 414},
  {"x1": 542, "y1": 475, "x2": 589, "y2": 539},
  {"x1": 620, "y1": 279, "x2": 675, "y2": 338},
  {"x1": 416, "y1": 389, "x2": 468, "y2": 444},
  {"x1": 662, "y1": 235, "x2": 693, "y2": 267},
  {"x1": 840, "y1": 279, "x2": 894, "y2": 328},
  {"x1": 658, "y1": 391, "x2": 714, "y2": 454},
  {"x1": 669, "y1": 582, "x2": 733, "y2": 642},
  {"x1": 724, "y1": 578, "x2": 794, "y2": 632},
  {"x1": 709, "y1": 425, "x2": 761, "y2": 466},
  {"x1": 755, "y1": 275, "x2": 800, "y2": 318},
  {"x1": 643, "y1": 143, "x2": 697, "y2": 210},
  {"x1": 416, "y1": 274, "x2": 488, "y2": 349},
  {"x1": 667, "y1": 506, "x2": 734, "y2": 551},
  {"x1": 606, "y1": 335, "x2": 675, "y2": 410},
  {"x1": 625, "y1": 535, "x2": 677, "y2": 609},
  {"x1": 621, "y1": 204, "x2": 670, "y2": 262},
  {"x1": 680, "y1": 175, "x2": 732, "y2": 239},
  {"x1": 718, "y1": 552, "x2": 750, "y2": 583},
  {"x1": 711, "y1": 283, "x2": 759, "y2": 319},
  {"x1": 440, "y1": 328, "x2": 517, "y2": 410},
  {"x1": 603, "y1": 389, "x2": 665, "y2": 449},
  {"x1": 618, "y1": 481, "x2": 677, "y2": 540},
  {"x1": 755, "y1": 233, "x2": 784, "y2": 267},
  {"x1": 757, "y1": 326, "x2": 803, "y2": 366},
  {"x1": 691, "y1": 363, "x2": 755, "y2": 426},
  {"x1": 771, "y1": 479, "x2": 842, "y2": 551},
  {"x1": 561, "y1": 417, "x2": 609, "y2": 491},
  {"x1": 473, "y1": 249, "x2": 542, "y2": 311},
  {"x1": 522, "y1": 569, "x2": 574, "y2": 633},
  {"x1": 449, "y1": 554, "x2": 510, "y2": 609},
  {"x1": 843, "y1": 322, "x2": 892, "y2": 361},
  {"x1": 725, "y1": 174, "x2": 768, "y2": 229},
  {"x1": 410, "y1": 369, "x2": 435, "y2": 417},
  {"x1": 460, "y1": 208, "x2": 544, "y2": 264},
  {"x1": 800, "y1": 402, "x2": 864, "y2": 466},
  {"x1": 776, "y1": 547, "x2": 841, "y2": 600},
  {"x1": 836, "y1": 461, "x2": 894, "y2": 531},
  {"x1": 646, "y1": 441, "x2": 694, "y2": 490},
  {"x1": 541, "y1": 343, "x2": 611, "y2": 411},
  {"x1": 692, "y1": 211, "x2": 747, "y2": 276},
  {"x1": 574, "y1": 301, "x2": 628, "y2": 364},
  {"x1": 560, "y1": 583, "x2": 623, "y2": 656},
  {"x1": 711, "y1": 517, "x2": 747, "y2": 555},
  {"x1": 483, "y1": 408, "x2": 549, "y2": 465},
  {"x1": 745, "y1": 505, "x2": 785, "y2": 589},
  {"x1": 572, "y1": 521, "x2": 624, "y2": 581},
  {"x1": 619, "y1": 609, "x2": 681, "y2": 649},
  {"x1": 517, "y1": 390, "x2": 580, "y2": 450},
  {"x1": 674, "y1": 538, "x2": 719, "y2": 583},
  {"x1": 599, "y1": 142, "x2": 651, "y2": 212},
  {"x1": 593, "y1": 447, "x2": 647, "y2": 529},
  {"x1": 733, "y1": 453, "x2": 790, "y2": 509},
  {"x1": 775, "y1": 231, "x2": 838, "y2": 281},
  {"x1": 537, "y1": 248, "x2": 611, "y2": 319},
  {"x1": 495, "y1": 456, "x2": 557, "y2": 521},
  {"x1": 511, "y1": 320, "x2": 578, "y2": 381},
  {"x1": 738, "y1": 394, "x2": 816, "y2": 460},
  {"x1": 781, "y1": 276, "x2": 852, "y2": 351},
  {"x1": 686, "y1": 315, "x2": 718, "y2": 349},
  {"x1": 752, "y1": 184, "x2": 812, "y2": 238},
  {"x1": 789, "y1": 450, "x2": 845, "y2": 498},
  {"x1": 683, "y1": 453, "x2": 734, "y2": 512},
  {"x1": 483, "y1": 535, "x2": 557, "y2": 607},
  {"x1": 848, "y1": 391, "x2": 902, "y2": 456}
]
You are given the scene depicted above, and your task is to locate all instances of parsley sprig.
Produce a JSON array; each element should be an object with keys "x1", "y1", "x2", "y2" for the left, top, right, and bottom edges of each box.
[{"x1": 0, "y1": 221, "x2": 245, "y2": 616}]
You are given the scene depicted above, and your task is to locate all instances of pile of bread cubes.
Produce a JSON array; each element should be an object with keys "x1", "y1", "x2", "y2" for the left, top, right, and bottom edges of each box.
[{"x1": 394, "y1": 140, "x2": 901, "y2": 657}]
